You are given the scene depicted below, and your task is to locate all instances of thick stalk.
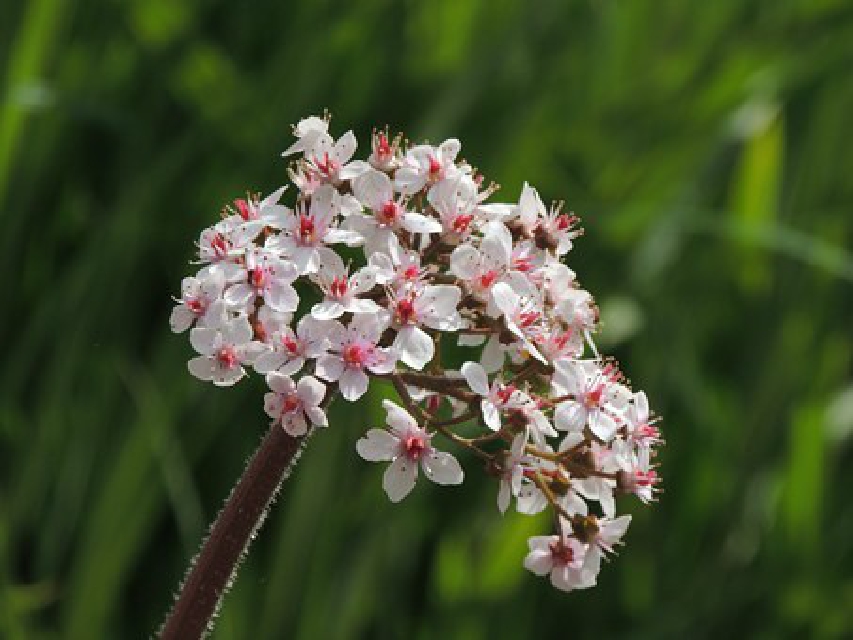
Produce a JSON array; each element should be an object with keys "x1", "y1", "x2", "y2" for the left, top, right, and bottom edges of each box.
[{"x1": 158, "y1": 424, "x2": 312, "y2": 639}]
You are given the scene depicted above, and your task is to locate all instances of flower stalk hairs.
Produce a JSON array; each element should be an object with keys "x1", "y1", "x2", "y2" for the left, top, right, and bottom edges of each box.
[{"x1": 160, "y1": 114, "x2": 662, "y2": 638}]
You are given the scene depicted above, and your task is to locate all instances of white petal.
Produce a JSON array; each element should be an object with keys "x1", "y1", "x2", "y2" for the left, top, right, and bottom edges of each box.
[
  {"x1": 402, "y1": 212, "x2": 442, "y2": 234},
  {"x1": 187, "y1": 356, "x2": 214, "y2": 380},
  {"x1": 339, "y1": 367, "x2": 369, "y2": 401},
  {"x1": 352, "y1": 169, "x2": 392, "y2": 210},
  {"x1": 311, "y1": 300, "x2": 346, "y2": 320},
  {"x1": 333, "y1": 130, "x2": 357, "y2": 164},
  {"x1": 189, "y1": 327, "x2": 219, "y2": 356},
  {"x1": 223, "y1": 316, "x2": 253, "y2": 345},
  {"x1": 523, "y1": 549, "x2": 554, "y2": 576},
  {"x1": 421, "y1": 451, "x2": 463, "y2": 486},
  {"x1": 282, "y1": 412, "x2": 308, "y2": 437},
  {"x1": 382, "y1": 456, "x2": 418, "y2": 502},
  {"x1": 589, "y1": 411, "x2": 619, "y2": 441},
  {"x1": 394, "y1": 326, "x2": 434, "y2": 371},
  {"x1": 266, "y1": 282, "x2": 300, "y2": 313},
  {"x1": 461, "y1": 361, "x2": 490, "y2": 396},
  {"x1": 305, "y1": 406, "x2": 328, "y2": 427},
  {"x1": 554, "y1": 401, "x2": 587, "y2": 432},
  {"x1": 297, "y1": 375, "x2": 326, "y2": 406},
  {"x1": 449, "y1": 244, "x2": 480, "y2": 280},
  {"x1": 481, "y1": 399, "x2": 501, "y2": 431},
  {"x1": 382, "y1": 400, "x2": 419, "y2": 433},
  {"x1": 266, "y1": 371, "x2": 296, "y2": 394},
  {"x1": 170, "y1": 306, "x2": 195, "y2": 333},
  {"x1": 224, "y1": 283, "x2": 253, "y2": 308},
  {"x1": 356, "y1": 429, "x2": 398, "y2": 462},
  {"x1": 314, "y1": 355, "x2": 345, "y2": 382}
]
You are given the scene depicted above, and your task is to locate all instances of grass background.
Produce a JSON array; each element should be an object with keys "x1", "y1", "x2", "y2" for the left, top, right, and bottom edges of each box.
[{"x1": 3, "y1": 0, "x2": 853, "y2": 638}]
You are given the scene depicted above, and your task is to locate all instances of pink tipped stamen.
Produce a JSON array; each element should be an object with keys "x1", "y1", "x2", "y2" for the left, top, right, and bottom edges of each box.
[
  {"x1": 298, "y1": 214, "x2": 316, "y2": 243},
  {"x1": 315, "y1": 152, "x2": 339, "y2": 177},
  {"x1": 216, "y1": 346, "x2": 238, "y2": 369},
  {"x1": 329, "y1": 276, "x2": 349, "y2": 299},
  {"x1": 249, "y1": 267, "x2": 266, "y2": 291},
  {"x1": 452, "y1": 214, "x2": 473, "y2": 234},
  {"x1": 549, "y1": 540, "x2": 576, "y2": 566},
  {"x1": 234, "y1": 198, "x2": 252, "y2": 221},
  {"x1": 282, "y1": 335, "x2": 300, "y2": 355},
  {"x1": 403, "y1": 435, "x2": 427, "y2": 461},
  {"x1": 281, "y1": 394, "x2": 302, "y2": 414},
  {"x1": 428, "y1": 155, "x2": 442, "y2": 180},
  {"x1": 395, "y1": 298, "x2": 416, "y2": 325},
  {"x1": 378, "y1": 201, "x2": 400, "y2": 225},
  {"x1": 342, "y1": 343, "x2": 367, "y2": 368},
  {"x1": 211, "y1": 233, "x2": 229, "y2": 258},
  {"x1": 187, "y1": 298, "x2": 206, "y2": 315}
]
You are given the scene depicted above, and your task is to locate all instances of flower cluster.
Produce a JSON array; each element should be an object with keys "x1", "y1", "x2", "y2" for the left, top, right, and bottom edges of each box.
[{"x1": 172, "y1": 114, "x2": 662, "y2": 592}]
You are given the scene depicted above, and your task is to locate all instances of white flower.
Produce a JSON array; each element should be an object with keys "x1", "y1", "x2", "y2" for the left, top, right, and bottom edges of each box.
[
  {"x1": 551, "y1": 360, "x2": 630, "y2": 440},
  {"x1": 254, "y1": 314, "x2": 329, "y2": 375},
  {"x1": 625, "y1": 390, "x2": 662, "y2": 448},
  {"x1": 426, "y1": 176, "x2": 478, "y2": 243},
  {"x1": 187, "y1": 315, "x2": 265, "y2": 386},
  {"x1": 305, "y1": 130, "x2": 362, "y2": 184},
  {"x1": 497, "y1": 432, "x2": 528, "y2": 514},
  {"x1": 267, "y1": 185, "x2": 362, "y2": 275},
  {"x1": 263, "y1": 373, "x2": 328, "y2": 436},
  {"x1": 523, "y1": 525, "x2": 596, "y2": 592},
  {"x1": 170, "y1": 266, "x2": 227, "y2": 333},
  {"x1": 460, "y1": 361, "x2": 528, "y2": 431},
  {"x1": 229, "y1": 186, "x2": 289, "y2": 232},
  {"x1": 314, "y1": 314, "x2": 397, "y2": 401},
  {"x1": 449, "y1": 224, "x2": 512, "y2": 306},
  {"x1": 309, "y1": 251, "x2": 380, "y2": 320},
  {"x1": 516, "y1": 182, "x2": 580, "y2": 255},
  {"x1": 224, "y1": 248, "x2": 299, "y2": 313},
  {"x1": 491, "y1": 280, "x2": 548, "y2": 364},
  {"x1": 394, "y1": 139, "x2": 462, "y2": 195},
  {"x1": 196, "y1": 218, "x2": 257, "y2": 279},
  {"x1": 368, "y1": 130, "x2": 399, "y2": 171},
  {"x1": 348, "y1": 169, "x2": 442, "y2": 255},
  {"x1": 369, "y1": 249, "x2": 427, "y2": 292},
  {"x1": 389, "y1": 284, "x2": 463, "y2": 370},
  {"x1": 281, "y1": 115, "x2": 329, "y2": 157},
  {"x1": 356, "y1": 400, "x2": 463, "y2": 502}
]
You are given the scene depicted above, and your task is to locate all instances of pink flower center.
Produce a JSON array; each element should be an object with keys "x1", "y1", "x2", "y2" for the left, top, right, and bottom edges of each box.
[
  {"x1": 634, "y1": 469, "x2": 657, "y2": 488},
  {"x1": 518, "y1": 310, "x2": 540, "y2": 328},
  {"x1": 187, "y1": 298, "x2": 206, "y2": 315},
  {"x1": 281, "y1": 394, "x2": 302, "y2": 414},
  {"x1": 402, "y1": 265, "x2": 420, "y2": 281},
  {"x1": 584, "y1": 386, "x2": 604, "y2": 408},
  {"x1": 428, "y1": 155, "x2": 443, "y2": 181},
  {"x1": 378, "y1": 201, "x2": 400, "y2": 225},
  {"x1": 549, "y1": 540, "x2": 575, "y2": 566},
  {"x1": 249, "y1": 267, "x2": 266, "y2": 290},
  {"x1": 375, "y1": 133, "x2": 392, "y2": 162},
  {"x1": 478, "y1": 270, "x2": 498, "y2": 289},
  {"x1": 495, "y1": 384, "x2": 517, "y2": 405},
  {"x1": 298, "y1": 214, "x2": 315, "y2": 243},
  {"x1": 329, "y1": 276, "x2": 348, "y2": 299},
  {"x1": 315, "y1": 152, "x2": 339, "y2": 177},
  {"x1": 282, "y1": 335, "x2": 300, "y2": 355},
  {"x1": 452, "y1": 214, "x2": 473, "y2": 234},
  {"x1": 343, "y1": 343, "x2": 367, "y2": 368},
  {"x1": 395, "y1": 298, "x2": 416, "y2": 325},
  {"x1": 216, "y1": 346, "x2": 238, "y2": 369},
  {"x1": 403, "y1": 435, "x2": 427, "y2": 461}
]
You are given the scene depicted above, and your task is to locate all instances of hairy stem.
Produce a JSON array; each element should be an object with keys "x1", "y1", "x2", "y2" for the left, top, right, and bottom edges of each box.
[{"x1": 159, "y1": 386, "x2": 336, "y2": 639}]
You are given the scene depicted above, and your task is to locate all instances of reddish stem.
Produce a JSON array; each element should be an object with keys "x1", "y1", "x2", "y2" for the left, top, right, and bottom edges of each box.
[{"x1": 158, "y1": 425, "x2": 311, "y2": 639}]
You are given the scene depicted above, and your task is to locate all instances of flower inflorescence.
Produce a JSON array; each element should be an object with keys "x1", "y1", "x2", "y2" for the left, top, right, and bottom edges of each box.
[{"x1": 171, "y1": 114, "x2": 662, "y2": 592}]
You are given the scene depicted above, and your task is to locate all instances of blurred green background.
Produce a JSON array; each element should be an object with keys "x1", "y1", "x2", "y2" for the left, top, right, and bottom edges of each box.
[{"x1": 3, "y1": 0, "x2": 853, "y2": 638}]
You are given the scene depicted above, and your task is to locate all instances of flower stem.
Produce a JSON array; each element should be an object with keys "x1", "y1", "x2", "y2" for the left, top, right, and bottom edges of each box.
[{"x1": 158, "y1": 425, "x2": 312, "y2": 639}]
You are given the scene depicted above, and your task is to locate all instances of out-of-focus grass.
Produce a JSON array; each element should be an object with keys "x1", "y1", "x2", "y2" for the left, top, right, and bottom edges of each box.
[{"x1": 2, "y1": 0, "x2": 853, "y2": 638}]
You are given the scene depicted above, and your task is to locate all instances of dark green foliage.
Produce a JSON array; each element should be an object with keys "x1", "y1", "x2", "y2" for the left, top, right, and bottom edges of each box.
[{"x1": 3, "y1": 0, "x2": 853, "y2": 637}]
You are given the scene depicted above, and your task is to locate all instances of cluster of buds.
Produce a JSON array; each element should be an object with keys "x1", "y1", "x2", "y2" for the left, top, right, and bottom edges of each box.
[{"x1": 171, "y1": 114, "x2": 662, "y2": 592}]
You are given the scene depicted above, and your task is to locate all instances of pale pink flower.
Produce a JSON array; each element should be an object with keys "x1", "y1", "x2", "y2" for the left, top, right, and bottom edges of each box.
[
  {"x1": 170, "y1": 266, "x2": 226, "y2": 333},
  {"x1": 394, "y1": 139, "x2": 462, "y2": 195},
  {"x1": 523, "y1": 526, "x2": 596, "y2": 592},
  {"x1": 224, "y1": 248, "x2": 299, "y2": 313},
  {"x1": 188, "y1": 316, "x2": 265, "y2": 386},
  {"x1": 253, "y1": 314, "x2": 329, "y2": 376},
  {"x1": 310, "y1": 251, "x2": 380, "y2": 320},
  {"x1": 356, "y1": 400, "x2": 463, "y2": 502},
  {"x1": 461, "y1": 361, "x2": 528, "y2": 431},
  {"x1": 388, "y1": 284, "x2": 463, "y2": 370},
  {"x1": 551, "y1": 360, "x2": 630, "y2": 440},
  {"x1": 314, "y1": 314, "x2": 397, "y2": 401},
  {"x1": 263, "y1": 373, "x2": 327, "y2": 436}
]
